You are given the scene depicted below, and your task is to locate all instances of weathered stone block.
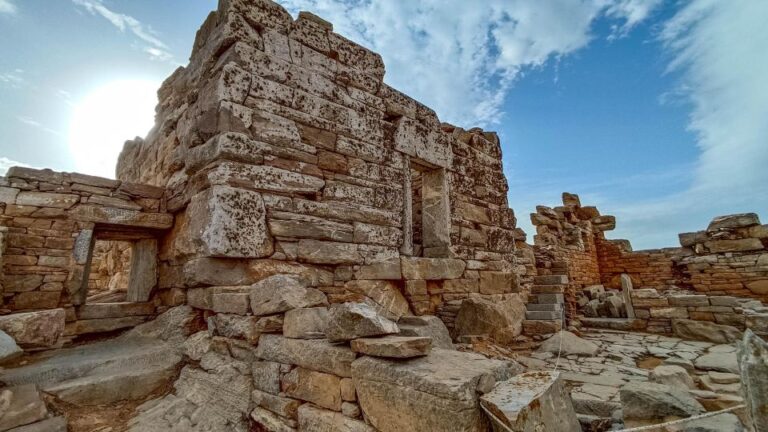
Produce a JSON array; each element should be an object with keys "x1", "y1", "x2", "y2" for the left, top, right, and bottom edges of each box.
[
  {"x1": 0, "y1": 309, "x2": 65, "y2": 349},
  {"x1": 282, "y1": 367, "x2": 341, "y2": 411},
  {"x1": 325, "y1": 302, "x2": 399, "y2": 342},
  {"x1": 255, "y1": 335, "x2": 356, "y2": 377},
  {"x1": 351, "y1": 336, "x2": 431, "y2": 359},
  {"x1": 344, "y1": 280, "x2": 410, "y2": 320},
  {"x1": 249, "y1": 274, "x2": 327, "y2": 316},
  {"x1": 297, "y1": 239, "x2": 360, "y2": 264},
  {"x1": 16, "y1": 192, "x2": 78, "y2": 209},
  {"x1": 185, "y1": 185, "x2": 273, "y2": 258},
  {"x1": 283, "y1": 307, "x2": 329, "y2": 339},
  {"x1": 400, "y1": 257, "x2": 465, "y2": 280}
]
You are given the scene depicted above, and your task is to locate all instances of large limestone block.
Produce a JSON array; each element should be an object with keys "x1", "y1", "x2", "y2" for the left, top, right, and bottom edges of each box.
[
  {"x1": 695, "y1": 349, "x2": 739, "y2": 374},
  {"x1": 480, "y1": 371, "x2": 580, "y2": 432},
  {"x1": 351, "y1": 336, "x2": 431, "y2": 358},
  {"x1": 401, "y1": 257, "x2": 465, "y2": 280},
  {"x1": 297, "y1": 239, "x2": 361, "y2": 264},
  {"x1": 249, "y1": 274, "x2": 327, "y2": 316},
  {"x1": 185, "y1": 185, "x2": 273, "y2": 258},
  {"x1": 68, "y1": 205, "x2": 173, "y2": 229},
  {"x1": 282, "y1": 367, "x2": 341, "y2": 410},
  {"x1": 620, "y1": 382, "x2": 705, "y2": 423},
  {"x1": 397, "y1": 316, "x2": 454, "y2": 349},
  {"x1": 283, "y1": 307, "x2": 329, "y2": 339},
  {"x1": 454, "y1": 294, "x2": 526, "y2": 343},
  {"x1": 325, "y1": 303, "x2": 399, "y2": 342},
  {"x1": 344, "y1": 280, "x2": 410, "y2": 320},
  {"x1": 255, "y1": 335, "x2": 356, "y2": 377},
  {"x1": 705, "y1": 238, "x2": 764, "y2": 253},
  {"x1": 0, "y1": 309, "x2": 65, "y2": 349},
  {"x1": 183, "y1": 257, "x2": 334, "y2": 287},
  {"x1": 206, "y1": 161, "x2": 325, "y2": 194},
  {"x1": 393, "y1": 117, "x2": 451, "y2": 169},
  {"x1": 537, "y1": 331, "x2": 599, "y2": 357},
  {"x1": 351, "y1": 348, "x2": 517, "y2": 432},
  {"x1": 15, "y1": 191, "x2": 78, "y2": 209},
  {"x1": 737, "y1": 330, "x2": 768, "y2": 432},
  {"x1": 298, "y1": 404, "x2": 376, "y2": 432},
  {"x1": 250, "y1": 407, "x2": 296, "y2": 432},
  {"x1": 672, "y1": 319, "x2": 742, "y2": 344}
]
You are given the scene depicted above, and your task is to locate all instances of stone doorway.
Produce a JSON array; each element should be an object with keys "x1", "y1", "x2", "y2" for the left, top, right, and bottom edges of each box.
[{"x1": 403, "y1": 159, "x2": 451, "y2": 257}]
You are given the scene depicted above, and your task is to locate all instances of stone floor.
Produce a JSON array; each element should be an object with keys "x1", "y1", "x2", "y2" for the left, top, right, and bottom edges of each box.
[{"x1": 510, "y1": 329, "x2": 746, "y2": 430}]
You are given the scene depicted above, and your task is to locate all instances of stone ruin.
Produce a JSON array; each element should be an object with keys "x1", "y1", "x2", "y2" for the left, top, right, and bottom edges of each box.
[{"x1": 0, "y1": 1, "x2": 766, "y2": 431}]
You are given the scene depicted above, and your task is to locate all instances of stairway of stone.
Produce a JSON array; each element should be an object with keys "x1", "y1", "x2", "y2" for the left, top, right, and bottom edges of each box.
[{"x1": 523, "y1": 274, "x2": 568, "y2": 335}]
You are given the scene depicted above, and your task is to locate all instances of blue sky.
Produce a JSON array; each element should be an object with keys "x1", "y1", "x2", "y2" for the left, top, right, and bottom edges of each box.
[{"x1": 1, "y1": 0, "x2": 766, "y2": 250}]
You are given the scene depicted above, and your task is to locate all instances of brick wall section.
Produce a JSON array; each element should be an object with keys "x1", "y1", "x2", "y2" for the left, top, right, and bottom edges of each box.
[{"x1": 597, "y1": 238, "x2": 684, "y2": 289}]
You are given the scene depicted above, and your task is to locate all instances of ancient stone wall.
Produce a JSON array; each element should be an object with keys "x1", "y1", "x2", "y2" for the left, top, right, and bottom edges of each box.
[
  {"x1": 116, "y1": 0, "x2": 522, "y2": 321},
  {"x1": 530, "y1": 193, "x2": 612, "y2": 318},
  {"x1": 0, "y1": 167, "x2": 169, "y2": 336},
  {"x1": 597, "y1": 239, "x2": 683, "y2": 289}
]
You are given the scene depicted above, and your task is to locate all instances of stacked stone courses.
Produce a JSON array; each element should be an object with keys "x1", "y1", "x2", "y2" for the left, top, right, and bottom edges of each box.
[{"x1": 115, "y1": 0, "x2": 523, "y2": 320}]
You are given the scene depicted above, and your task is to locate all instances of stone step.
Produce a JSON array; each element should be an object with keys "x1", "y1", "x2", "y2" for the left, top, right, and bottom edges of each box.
[
  {"x1": 531, "y1": 285, "x2": 566, "y2": 294},
  {"x1": 532, "y1": 293, "x2": 564, "y2": 304},
  {"x1": 64, "y1": 316, "x2": 149, "y2": 336},
  {"x1": 533, "y1": 275, "x2": 568, "y2": 285},
  {"x1": 526, "y1": 304, "x2": 562, "y2": 312},
  {"x1": 522, "y1": 320, "x2": 562, "y2": 335},
  {"x1": 525, "y1": 311, "x2": 562, "y2": 320}
]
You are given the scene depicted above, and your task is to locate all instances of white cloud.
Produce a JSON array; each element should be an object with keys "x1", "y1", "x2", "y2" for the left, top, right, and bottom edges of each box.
[
  {"x1": 603, "y1": 0, "x2": 768, "y2": 249},
  {"x1": 0, "y1": 157, "x2": 31, "y2": 176},
  {"x1": 0, "y1": 69, "x2": 24, "y2": 88},
  {"x1": 17, "y1": 116, "x2": 63, "y2": 137},
  {"x1": 280, "y1": 0, "x2": 661, "y2": 127},
  {"x1": 605, "y1": 0, "x2": 663, "y2": 40},
  {"x1": 72, "y1": 0, "x2": 174, "y2": 63},
  {"x1": 0, "y1": 0, "x2": 15, "y2": 15}
]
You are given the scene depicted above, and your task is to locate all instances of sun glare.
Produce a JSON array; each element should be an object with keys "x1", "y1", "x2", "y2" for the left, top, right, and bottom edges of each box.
[{"x1": 68, "y1": 80, "x2": 159, "y2": 178}]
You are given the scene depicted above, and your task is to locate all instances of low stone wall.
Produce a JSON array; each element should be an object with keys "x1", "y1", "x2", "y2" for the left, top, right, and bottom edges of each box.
[{"x1": 0, "y1": 167, "x2": 171, "y2": 336}]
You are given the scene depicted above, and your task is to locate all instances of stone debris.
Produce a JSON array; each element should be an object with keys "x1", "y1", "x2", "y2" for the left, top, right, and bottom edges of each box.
[
  {"x1": 325, "y1": 302, "x2": 399, "y2": 342},
  {"x1": 480, "y1": 371, "x2": 580, "y2": 432},
  {"x1": 649, "y1": 365, "x2": 696, "y2": 389},
  {"x1": 397, "y1": 315, "x2": 454, "y2": 349},
  {"x1": 538, "y1": 330, "x2": 599, "y2": 356},
  {"x1": 351, "y1": 336, "x2": 432, "y2": 358}
]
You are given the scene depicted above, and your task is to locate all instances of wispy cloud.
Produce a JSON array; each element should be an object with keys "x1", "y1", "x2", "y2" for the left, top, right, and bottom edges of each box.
[
  {"x1": 280, "y1": 0, "x2": 662, "y2": 127},
  {"x1": 0, "y1": 157, "x2": 32, "y2": 176},
  {"x1": 606, "y1": 0, "x2": 768, "y2": 249},
  {"x1": 0, "y1": 69, "x2": 24, "y2": 88},
  {"x1": 0, "y1": 0, "x2": 16, "y2": 15},
  {"x1": 16, "y1": 116, "x2": 63, "y2": 137},
  {"x1": 71, "y1": 0, "x2": 174, "y2": 63}
]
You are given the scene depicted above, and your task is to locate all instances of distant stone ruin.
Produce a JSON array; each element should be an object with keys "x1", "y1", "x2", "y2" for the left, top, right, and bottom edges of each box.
[{"x1": 0, "y1": 0, "x2": 766, "y2": 431}]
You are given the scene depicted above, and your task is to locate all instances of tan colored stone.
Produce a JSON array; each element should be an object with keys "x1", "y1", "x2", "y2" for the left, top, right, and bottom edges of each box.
[
  {"x1": 325, "y1": 303, "x2": 399, "y2": 342},
  {"x1": 282, "y1": 367, "x2": 341, "y2": 411},
  {"x1": 400, "y1": 257, "x2": 465, "y2": 280},
  {"x1": 249, "y1": 274, "x2": 327, "y2": 316},
  {"x1": 344, "y1": 280, "x2": 410, "y2": 320},
  {"x1": 351, "y1": 336, "x2": 431, "y2": 358},
  {"x1": 255, "y1": 335, "x2": 356, "y2": 377},
  {"x1": 0, "y1": 309, "x2": 65, "y2": 349}
]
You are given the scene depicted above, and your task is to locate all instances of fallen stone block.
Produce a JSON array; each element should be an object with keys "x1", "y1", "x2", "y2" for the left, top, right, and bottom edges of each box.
[
  {"x1": 480, "y1": 371, "x2": 580, "y2": 432},
  {"x1": 673, "y1": 319, "x2": 742, "y2": 344},
  {"x1": 538, "y1": 331, "x2": 599, "y2": 357},
  {"x1": 620, "y1": 382, "x2": 705, "y2": 425},
  {"x1": 325, "y1": 302, "x2": 399, "y2": 342},
  {"x1": 250, "y1": 407, "x2": 296, "y2": 432},
  {"x1": 397, "y1": 315, "x2": 454, "y2": 349},
  {"x1": 351, "y1": 336, "x2": 431, "y2": 358},
  {"x1": 695, "y1": 349, "x2": 739, "y2": 374},
  {"x1": 649, "y1": 365, "x2": 695, "y2": 389},
  {"x1": 352, "y1": 348, "x2": 517, "y2": 432},
  {"x1": 0, "y1": 309, "x2": 65, "y2": 349},
  {"x1": 454, "y1": 294, "x2": 525, "y2": 343}
]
